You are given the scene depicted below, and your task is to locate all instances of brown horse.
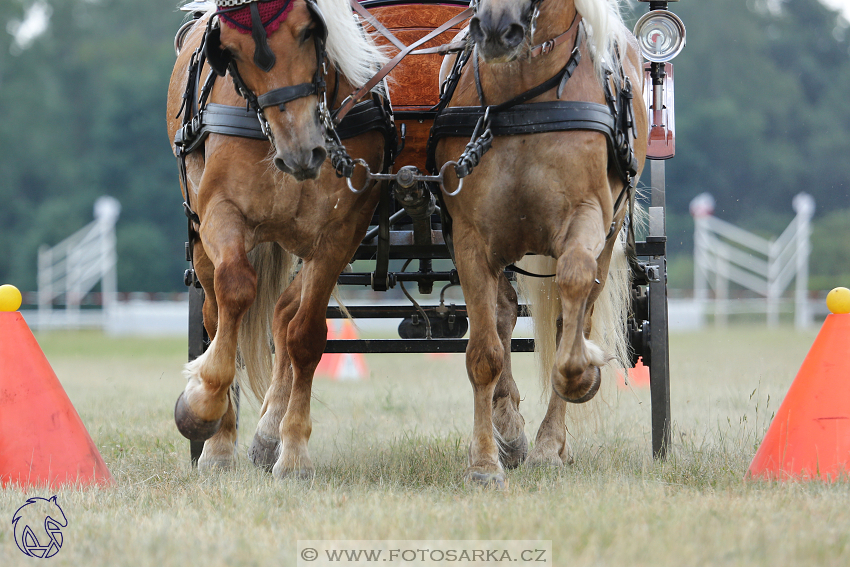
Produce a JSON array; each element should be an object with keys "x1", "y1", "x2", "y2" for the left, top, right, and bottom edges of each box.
[
  {"x1": 434, "y1": 0, "x2": 648, "y2": 487},
  {"x1": 165, "y1": 0, "x2": 388, "y2": 478}
]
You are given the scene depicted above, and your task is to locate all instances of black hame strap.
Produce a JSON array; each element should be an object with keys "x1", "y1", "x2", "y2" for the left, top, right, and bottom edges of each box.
[{"x1": 257, "y1": 82, "x2": 320, "y2": 111}]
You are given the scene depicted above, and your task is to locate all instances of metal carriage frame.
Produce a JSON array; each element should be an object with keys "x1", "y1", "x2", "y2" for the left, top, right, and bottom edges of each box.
[{"x1": 180, "y1": 0, "x2": 684, "y2": 464}]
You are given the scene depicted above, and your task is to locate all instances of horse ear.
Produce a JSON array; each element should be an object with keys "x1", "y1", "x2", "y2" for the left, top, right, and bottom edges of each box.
[
  {"x1": 305, "y1": 0, "x2": 328, "y2": 42},
  {"x1": 205, "y1": 25, "x2": 232, "y2": 77}
]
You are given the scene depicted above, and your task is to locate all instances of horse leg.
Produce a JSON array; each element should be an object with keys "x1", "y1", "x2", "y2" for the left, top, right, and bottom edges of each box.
[
  {"x1": 456, "y1": 243, "x2": 507, "y2": 488},
  {"x1": 248, "y1": 271, "x2": 302, "y2": 471},
  {"x1": 492, "y1": 274, "x2": 527, "y2": 469},
  {"x1": 527, "y1": 224, "x2": 622, "y2": 467},
  {"x1": 272, "y1": 257, "x2": 342, "y2": 480},
  {"x1": 551, "y1": 206, "x2": 608, "y2": 402},
  {"x1": 526, "y1": 314, "x2": 573, "y2": 466},
  {"x1": 186, "y1": 243, "x2": 240, "y2": 469},
  {"x1": 175, "y1": 208, "x2": 256, "y2": 443}
]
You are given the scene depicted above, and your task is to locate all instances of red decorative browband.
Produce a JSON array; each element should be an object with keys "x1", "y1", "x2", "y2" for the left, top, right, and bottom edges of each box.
[{"x1": 216, "y1": 0, "x2": 295, "y2": 35}]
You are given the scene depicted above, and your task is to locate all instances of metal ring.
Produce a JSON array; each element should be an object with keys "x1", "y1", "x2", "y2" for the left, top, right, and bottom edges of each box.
[
  {"x1": 346, "y1": 159, "x2": 372, "y2": 194},
  {"x1": 439, "y1": 161, "x2": 464, "y2": 197}
]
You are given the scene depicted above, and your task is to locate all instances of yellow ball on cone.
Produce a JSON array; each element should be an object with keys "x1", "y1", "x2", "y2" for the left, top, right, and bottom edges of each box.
[
  {"x1": 0, "y1": 284, "x2": 23, "y2": 312},
  {"x1": 826, "y1": 287, "x2": 850, "y2": 315}
]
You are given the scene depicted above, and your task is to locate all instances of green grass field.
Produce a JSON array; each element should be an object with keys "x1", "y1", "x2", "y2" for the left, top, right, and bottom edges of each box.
[{"x1": 2, "y1": 326, "x2": 849, "y2": 566}]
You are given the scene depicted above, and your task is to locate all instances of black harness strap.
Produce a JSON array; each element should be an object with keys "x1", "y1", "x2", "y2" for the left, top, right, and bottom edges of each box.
[
  {"x1": 431, "y1": 101, "x2": 614, "y2": 138},
  {"x1": 257, "y1": 82, "x2": 320, "y2": 111},
  {"x1": 176, "y1": 103, "x2": 267, "y2": 155},
  {"x1": 507, "y1": 263, "x2": 555, "y2": 279}
]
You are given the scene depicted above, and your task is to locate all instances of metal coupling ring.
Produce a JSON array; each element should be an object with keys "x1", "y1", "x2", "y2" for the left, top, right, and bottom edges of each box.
[
  {"x1": 346, "y1": 159, "x2": 373, "y2": 194},
  {"x1": 439, "y1": 161, "x2": 464, "y2": 197}
]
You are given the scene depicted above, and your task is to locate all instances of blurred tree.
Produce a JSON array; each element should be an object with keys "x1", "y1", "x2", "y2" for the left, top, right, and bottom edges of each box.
[
  {"x1": 663, "y1": 0, "x2": 850, "y2": 223},
  {"x1": 0, "y1": 0, "x2": 184, "y2": 292},
  {"x1": 1, "y1": 0, "x2": 849, "y2": 293}
]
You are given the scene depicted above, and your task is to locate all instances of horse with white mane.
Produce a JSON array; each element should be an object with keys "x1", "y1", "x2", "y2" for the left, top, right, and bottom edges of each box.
[
  {"x1": 433, "y1": 0, "x2": 648, "y2": 487},
  {"x1": 166, "y1": 0, "x2": 390, "y2": 478}
]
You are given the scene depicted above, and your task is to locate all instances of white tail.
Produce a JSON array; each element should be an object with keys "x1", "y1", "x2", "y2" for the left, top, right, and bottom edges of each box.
[{"x1": 237, "y1": 242, "x2": 297, "y2": 405}]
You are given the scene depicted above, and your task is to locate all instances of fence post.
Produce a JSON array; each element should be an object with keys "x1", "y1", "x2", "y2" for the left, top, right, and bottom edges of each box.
[
  {"x1": 690, "y1": 193, "x2": 714, "y2": 327},
  {"x1": 94, "y1": 197, "x2": 121, "y2": 327},
  {"x1": 793, "y1": 193, "x2": 815, "y2": 329}
]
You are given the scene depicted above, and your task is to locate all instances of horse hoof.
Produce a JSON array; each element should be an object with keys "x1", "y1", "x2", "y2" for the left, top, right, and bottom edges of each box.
[
  {"x1": 248, "y1": 433, "x2": 280, "y2": 472},
  {"x1": 198, "y1": 455, "x2": 235, "y2": 472},
  {"x1": 553, "y1": 366, "x2": 601, "y2": 404},
  {"x1": 273, "y1": 467, "x2": 315, "y2": 482},
  {"x1": 174, "y1": 392, "x2": 222, "y2": 441},
  {"x1": 525, "y1": 456, "x2": 563, "y2": 469},
  {"x1": 464, "y1": 469, "x2": 508, "y2": 490},
  {"x1": 498, "y1": 432, "x2": 528, "y2": 470}
]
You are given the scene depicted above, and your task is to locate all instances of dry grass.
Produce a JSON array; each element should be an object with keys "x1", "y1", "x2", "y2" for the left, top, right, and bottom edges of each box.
[{"x1": 2, "y1": 326, "x2": 850, "y2": 566}]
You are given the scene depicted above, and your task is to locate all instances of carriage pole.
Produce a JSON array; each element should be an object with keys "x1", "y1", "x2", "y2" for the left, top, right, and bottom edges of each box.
[
  {"x1": 187, "y1": 282, "x2": 206, "y2": 465},
  {"x1": 636, "y1": 0, "x2": 685, "y2": 459},
  {"x1": 648, "y1": 159, "x2": 671, "y2": 459}
]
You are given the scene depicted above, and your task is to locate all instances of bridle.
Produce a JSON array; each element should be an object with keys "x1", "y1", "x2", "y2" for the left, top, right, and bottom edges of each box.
[{"x1": 205, "y1": 0, "x2": 334, "y2": 147}]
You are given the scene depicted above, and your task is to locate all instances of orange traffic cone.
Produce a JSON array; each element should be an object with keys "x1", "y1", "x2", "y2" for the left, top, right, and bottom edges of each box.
[
  {"x1": 0, "y1": 310, "x2": 114, "y2": 488},
  {"x1": 331, "y1": 320, "x2": 368, "y2": 381},
  {"x1": 748, "y1": 292, "x2": 850, "y2": 481},
  {"x1": 315, "y1": 320, "x2": 340, "y2": 378},
  {"x1": 617, "y1": 357, "x2": 651, "y2": 389}
]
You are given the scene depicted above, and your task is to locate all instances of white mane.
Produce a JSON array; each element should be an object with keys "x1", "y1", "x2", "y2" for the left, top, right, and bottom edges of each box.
[
  {"x1": 317, "y1": 0, "x2": 388, "y2": 89},
  {"x1": 574, "y1": 0, "x2": 629, "y2": 81},
  {"x1": 190, "y1": 0, "x2": 387, "y2": 89}
]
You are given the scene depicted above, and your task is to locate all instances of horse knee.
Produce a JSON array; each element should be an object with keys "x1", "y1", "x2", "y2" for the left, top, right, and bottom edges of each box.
[
  {"x1": 287, "y1": 317, "x2": 325, "y2": 372},
  {"x1": 215, "y1": 256, "x2": 257, "y2": 318},
  {"x1": 466, "y1": 339, "x2": 504, "y2": 387},
  {"x1": 557, "y1": 246, "x2": 597, "y2": 299}
]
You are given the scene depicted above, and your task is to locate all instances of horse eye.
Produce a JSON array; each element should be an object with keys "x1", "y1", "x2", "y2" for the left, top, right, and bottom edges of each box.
[{"x1": 301, "y1": 27, "x2": 315, "y2": 44}]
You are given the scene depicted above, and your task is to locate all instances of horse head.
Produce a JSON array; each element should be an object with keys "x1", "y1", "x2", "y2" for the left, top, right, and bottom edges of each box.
[
  {"x1": 12, "y1": 496, "x2": 68, "y2": 559},
  {"x1": 207, "y1": 0, "x2": 330, "y2": 180},
  {"x1": 469, "y1": 0, "x2": 543, "y2": 62}
]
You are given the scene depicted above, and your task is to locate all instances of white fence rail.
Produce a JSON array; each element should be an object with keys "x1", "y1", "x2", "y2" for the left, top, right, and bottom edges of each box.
[
  {"x1": 691, "y1": 192, "x2": 814, "y2": 329},
  {"x1": 37, "y1": 196, "x2": 121, "y2": 330}
]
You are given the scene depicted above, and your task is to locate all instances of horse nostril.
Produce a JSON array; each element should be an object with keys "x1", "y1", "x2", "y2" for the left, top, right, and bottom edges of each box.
[
  {"x1": 274, "y1": 157, "x2": 290, "y2": 173},
  {"x1": 309, "y1": 147, "x2": 327, "y2": 170},
  {"x1": 469, "y1": 17, "x2": 485, "y2": 43},
  {"x1": 502, "y1": 23, "x2": 525, "y2": 49}
]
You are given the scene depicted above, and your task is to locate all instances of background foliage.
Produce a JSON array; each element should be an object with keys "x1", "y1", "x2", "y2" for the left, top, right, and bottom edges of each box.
[{"x1": 1, "y1": 0, "x2": 849, "y2": 292}]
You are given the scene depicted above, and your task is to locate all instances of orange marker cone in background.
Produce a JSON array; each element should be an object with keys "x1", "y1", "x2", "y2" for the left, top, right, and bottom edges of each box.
[
  {"x1": 618, "y1": 357, "x2": 650, "y2": 389},
  {"x1": 315, "y1": 320, "x2": 368, "y2": 381},
  {"x1": 332, "y1": 320, "x2": 368, "y2": 381},
  {"x1": 0, "y1": 304, "x2": 114, "y2": 488},
  {"x1": 315, "y1": 320, "x2": 340, "y2": 378},
  {"x1": 748, "y1": 288, "x2": 850, "y2": 481}
]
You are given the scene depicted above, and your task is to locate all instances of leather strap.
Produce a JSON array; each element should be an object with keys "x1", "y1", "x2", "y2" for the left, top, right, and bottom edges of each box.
[
  {"x1": 335, "y1": 5, "x2": 476, "y2": 122},
  {"x1": 175, "y1": 99, "x2": 392, "y2": 157},
  {"x1": 257, "y1": 82, "x2": 319, "y2": 111},
  {"x1": 349, "y1": 0, "x2": 406, "y2": 51},
  {"x1": 527, "y1": 10, "x2": 579, "y2": 58},
  {"x1": 350, "y1": 0, "x2": 467, "y2": 55},
  {"x1": 474, "y1": 20, "x2": 583, "y2": 112},
  {"x1": 431, "y1": 101, "x2": 616, "y2": 139}
]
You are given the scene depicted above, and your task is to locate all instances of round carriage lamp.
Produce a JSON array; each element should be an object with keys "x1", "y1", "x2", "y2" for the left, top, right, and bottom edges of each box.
[{"x1": 634, "y1": 10, "x2": 686, "y2": 63}]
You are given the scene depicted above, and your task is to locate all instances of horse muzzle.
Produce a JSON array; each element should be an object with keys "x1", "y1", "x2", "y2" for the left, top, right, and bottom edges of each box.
[
  {"x1": 469, "y1": 14, "x2": 526, "y2": 62},
  {"x1": 273, "y1": 146, "x2": 327, "y2": 181}
]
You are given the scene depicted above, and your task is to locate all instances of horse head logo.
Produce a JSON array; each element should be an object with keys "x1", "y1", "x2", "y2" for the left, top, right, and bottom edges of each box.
[{"x1": 12, "y1": 496, "x2": 68, "y2": 558}]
